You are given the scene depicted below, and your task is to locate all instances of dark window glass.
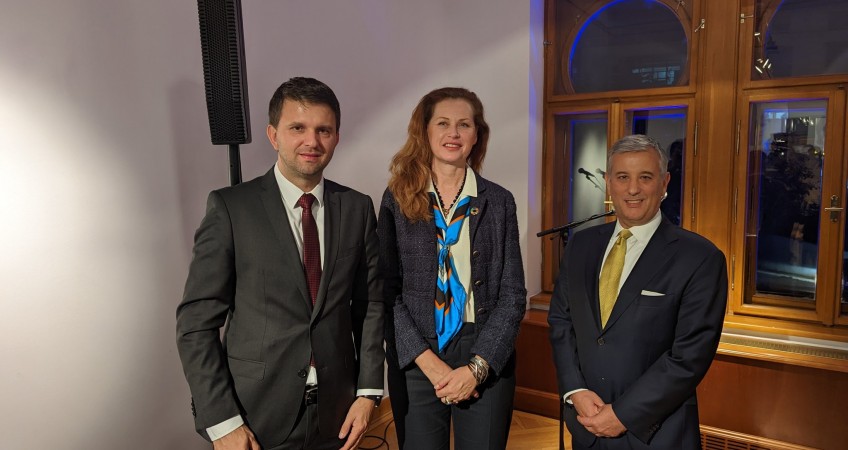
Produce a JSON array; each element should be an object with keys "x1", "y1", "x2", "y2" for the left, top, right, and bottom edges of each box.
[
  {"x1": 569, "y1": 0, "x2": 688, "y2": 93},
  {"x1": 842, "y1": 185, "x2": 848, "y2": 314},
  {"x1": 753, "y1": 0, "x2": 848, "y2": 79},
  {"x1": 745, "y1": 100, "x2": 826, "y2": 304},
  {"x1": 626, "y1": 107, "x2": 687, "y2": 225}
]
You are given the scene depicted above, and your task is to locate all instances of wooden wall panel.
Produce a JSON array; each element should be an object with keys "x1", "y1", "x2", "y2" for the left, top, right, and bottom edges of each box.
[
  {"x1": 516, "y1": 310, "x2": 558, "y2": 392},
  {"x1": 514, "y1": 310, "x2": 561, "y2": 417},
  {"x1": 698, "y1": 354, "x2": 848, "y2": 450}
]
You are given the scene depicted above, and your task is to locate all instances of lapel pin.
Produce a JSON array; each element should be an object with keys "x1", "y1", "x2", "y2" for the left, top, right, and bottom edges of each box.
[{"x1": 470, "y1": 207, "x2": 479, "y2": 216}]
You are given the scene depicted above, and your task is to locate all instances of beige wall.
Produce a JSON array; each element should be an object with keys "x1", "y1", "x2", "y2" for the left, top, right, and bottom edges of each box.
[{"x1": 0, "y1": 0, "x2": 542, "y2": 447}]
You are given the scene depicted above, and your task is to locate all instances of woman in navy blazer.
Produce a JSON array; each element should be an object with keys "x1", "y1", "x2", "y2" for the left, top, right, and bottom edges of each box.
[{"x1": 377, "y1": 87, "x2": 526, "y2": 450}]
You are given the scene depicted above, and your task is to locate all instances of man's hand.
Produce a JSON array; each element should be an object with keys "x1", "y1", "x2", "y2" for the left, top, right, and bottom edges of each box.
[
  {"x1": 212, "y1": 425, "x2": 261, "y2": 450},
  {"x1": 576, "y1": 404, "x2": 626, "y2": 438},
  {"x1": 434, "y1": 366, "x2": 480, "y2": 403},
  {"x1": 570, "y1": 390, "x2": 603, "y2": 418},
  {"x1": 338, "y1": 397, "x2": 376, "y2": 450}
]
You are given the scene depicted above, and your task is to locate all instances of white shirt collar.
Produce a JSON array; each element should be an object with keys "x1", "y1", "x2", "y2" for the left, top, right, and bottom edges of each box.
[
  {"x1": 612, "y1": 209, "x2": 662, "y2": 243},
  {"x1": 273, "y1": 165, "x2": 324, "y2": 209}
]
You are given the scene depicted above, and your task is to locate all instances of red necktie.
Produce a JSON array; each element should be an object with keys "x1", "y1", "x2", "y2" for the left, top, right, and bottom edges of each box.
[{"x1": 298, "y1": 193, "x2": 321, "y2": 306}]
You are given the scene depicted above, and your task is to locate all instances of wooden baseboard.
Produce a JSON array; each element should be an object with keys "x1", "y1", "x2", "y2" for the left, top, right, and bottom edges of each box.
[{"x1": 513, "y1": 386, "x2": 561, "y2": 419}]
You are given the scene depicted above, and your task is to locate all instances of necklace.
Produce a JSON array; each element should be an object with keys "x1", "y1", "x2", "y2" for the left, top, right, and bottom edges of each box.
[{"x1": 433, "y1": 170, "x2": 467, "y2": 216}]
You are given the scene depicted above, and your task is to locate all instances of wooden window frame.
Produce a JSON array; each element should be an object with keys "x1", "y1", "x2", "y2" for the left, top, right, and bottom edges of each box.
[
  {"x1": 729, "y1": 87, "x2": 846, "y2": 327},
  {"x1": 537, "y1": 0, "x2": 848, "y2": 369},
  {"x1": 544, "y1": 0, "x2": 701, "y2": 102}
]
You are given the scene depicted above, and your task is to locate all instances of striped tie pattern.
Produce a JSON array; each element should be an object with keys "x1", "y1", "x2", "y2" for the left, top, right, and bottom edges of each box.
[{"x1": 432, "y1": 193, "x2": 471, "y2": 352}]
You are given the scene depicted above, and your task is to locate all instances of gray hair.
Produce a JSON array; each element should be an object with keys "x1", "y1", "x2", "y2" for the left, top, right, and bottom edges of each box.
[{"x1": 607, "y1": 134, "x2": 669, "y2": 175}]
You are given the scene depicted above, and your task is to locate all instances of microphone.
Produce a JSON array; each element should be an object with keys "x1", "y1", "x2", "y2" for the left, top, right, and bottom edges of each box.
[
  {"x1": 596, "y1": 168, "x2": 606, "y2": 177},
  {"x1": 578, "y1": 167, "x2": 595, "y2": 179},
  {"x1": 578, "y1": 167, "x2": 605, "y2": 192}
]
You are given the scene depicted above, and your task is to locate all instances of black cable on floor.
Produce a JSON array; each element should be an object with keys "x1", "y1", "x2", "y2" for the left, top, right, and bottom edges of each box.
[{"x1": 357, "y1": 418, "x2": 394, "y2": 450}]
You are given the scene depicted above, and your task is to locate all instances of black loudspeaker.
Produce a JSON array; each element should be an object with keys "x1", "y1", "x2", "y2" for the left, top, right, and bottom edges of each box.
[{"x1": 197, "y1": 0, "x2": 251, "y2": 146}]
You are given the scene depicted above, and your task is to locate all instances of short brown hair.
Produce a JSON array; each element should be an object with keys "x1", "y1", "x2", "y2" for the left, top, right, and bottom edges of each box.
[{"x1": 267, "y1": 77, "x2": 341, "y2": 130}]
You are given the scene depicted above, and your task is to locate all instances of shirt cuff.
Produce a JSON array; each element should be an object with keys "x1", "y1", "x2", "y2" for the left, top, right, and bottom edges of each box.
[
  {"x1": 356, "y1": 388, "x2": 384, "y2": 397},
  {"x1": 207, "y1": 415, "x2": 244, "y2": 441},
  {"x1": 563, "y1": 388, "x2": 588, "y2": 405}
]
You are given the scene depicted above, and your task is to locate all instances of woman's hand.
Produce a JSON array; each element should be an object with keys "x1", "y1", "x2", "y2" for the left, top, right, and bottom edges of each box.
[
  {"x1": 415, "y1": 350, "x2": 480, "y2": 404},
  {"x1": 434, "y1": 366, "x2": 480, "y2": 404},
  {"x1": 414, "y1": 350, "x2": 453, "y2": 386}
]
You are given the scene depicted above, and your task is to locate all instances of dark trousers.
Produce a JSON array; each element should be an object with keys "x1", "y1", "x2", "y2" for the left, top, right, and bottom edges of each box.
[
  {"x1": 267, "y1": 390, "x2": 341, "y2": 450},
  {"x1": 394, "y1": 323, "x2": 516, "y2": 450},
  {"x1": 386, "y1": 343, "x2": 409, "y2": 448}
]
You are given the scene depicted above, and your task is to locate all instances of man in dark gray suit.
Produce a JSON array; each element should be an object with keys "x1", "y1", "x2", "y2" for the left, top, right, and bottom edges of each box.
[
  {"x1": 549, "y1": 134, "x2": 727, "y2": 449},
  {"x1": 177, "y1": 77, "x2": 384, "y2": 450}
]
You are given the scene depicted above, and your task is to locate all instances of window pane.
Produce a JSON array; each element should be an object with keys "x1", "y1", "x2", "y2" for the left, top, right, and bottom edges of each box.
[
  {"x1": 745, "y1": 100, "x2": 826, "y2": 304},
  {"x1": 843, "y1": 183, "x2": 848, "y2": 314},
  {"x1": 567, "y1": 0, "x2": 688, "y2": 93},
  {"x1": 556, "y1": 113, "x2": 608, "y2": 231},
  {"x1": 626, "y1": 107, "x2": 687, "y2": 225},
  {"x1": 753, "y1": 0, "x2": 848, "y2": 80}
]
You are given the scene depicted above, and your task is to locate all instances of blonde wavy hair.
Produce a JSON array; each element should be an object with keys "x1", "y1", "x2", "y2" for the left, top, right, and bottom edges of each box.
[{"x1": 388, "y1": 87, "x2": 489, "y2": 221}]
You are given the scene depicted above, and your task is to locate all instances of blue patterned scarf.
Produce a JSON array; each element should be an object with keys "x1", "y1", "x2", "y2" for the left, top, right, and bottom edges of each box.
[{"x1": 432, "y1": 193, "x2": 471, "y2": 352}]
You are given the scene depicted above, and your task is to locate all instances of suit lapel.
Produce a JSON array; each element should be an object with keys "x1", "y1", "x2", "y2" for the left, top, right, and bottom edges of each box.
[
  {"x1": 312, "y1": 182, "x2": 340, "y2": 322},
  {"x1": 588, "y1": 223, "x2": 615, "y2": 333},
  {"x1": 259, "y1": 169, "x2": 312, "y2": 312},
  {"x1": 468, "y1": 174, "x2": 486, "y2": 244},
  {"x1": 603, "y1": 220, "x2": 678, "y2": 332}
]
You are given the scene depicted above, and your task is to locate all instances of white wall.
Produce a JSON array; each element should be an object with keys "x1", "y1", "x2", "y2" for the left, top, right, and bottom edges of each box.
[{"x1": 0, "y1": 1, "x2": 542, "y2": 447}]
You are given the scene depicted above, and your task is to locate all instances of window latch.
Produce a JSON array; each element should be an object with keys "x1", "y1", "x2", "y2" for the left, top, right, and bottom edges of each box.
[{"x1": 825, "y1": 195, "x2": 844, "y2": 223}]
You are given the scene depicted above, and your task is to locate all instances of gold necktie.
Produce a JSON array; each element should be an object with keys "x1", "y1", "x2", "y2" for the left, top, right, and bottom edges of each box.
[{"x1": 599, "y1": 229, "x2": 633, "y2": 328}]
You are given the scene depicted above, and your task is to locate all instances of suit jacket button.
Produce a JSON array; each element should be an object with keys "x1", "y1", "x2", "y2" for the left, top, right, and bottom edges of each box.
[
  {"x1": 474, "y1": 280, "x2": 483, "y2": 286},
  {"x1": 477, "y1": 307, "x2": 487, "y2": 315},
  {"x1": 597, "y1": 338, "x2": 605, "y2": 345},
  {"x1": 297, "y1": 369, "x2": 307, "y2": 378},
  {"x1": 472, "y1": 250, "x2": 480, "y2": 258}
]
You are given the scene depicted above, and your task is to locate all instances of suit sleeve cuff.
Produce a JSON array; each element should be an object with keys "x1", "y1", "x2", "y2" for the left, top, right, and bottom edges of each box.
[
  {"x1": 563, "y1": 388, "x2": 588, "y2": 404},
  {"x1": 207, "y1": 415, "x2": 244, "y2": 441}
]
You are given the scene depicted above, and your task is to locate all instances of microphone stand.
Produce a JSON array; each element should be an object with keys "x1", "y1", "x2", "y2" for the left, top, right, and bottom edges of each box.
[
  {"x1": 537, "y1": 210, "x2": 615, "y2": 243},
  {"x1": 228, "y1": 144, "x2": 242, "y2": 186},
  {"x1": 538, "y1": 209, "x2": 614, "y2": 450}
]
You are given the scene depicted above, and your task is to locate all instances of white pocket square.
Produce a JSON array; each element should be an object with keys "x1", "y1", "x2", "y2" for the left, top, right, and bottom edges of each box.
[{"x1": 640, "y1": 290, "x2": 665, "y2": 296}]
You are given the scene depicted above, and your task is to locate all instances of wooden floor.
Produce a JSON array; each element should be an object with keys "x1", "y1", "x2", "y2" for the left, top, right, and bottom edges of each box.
[{"x1": 360, "y1": 409, "x2": 571, "y2": 450}]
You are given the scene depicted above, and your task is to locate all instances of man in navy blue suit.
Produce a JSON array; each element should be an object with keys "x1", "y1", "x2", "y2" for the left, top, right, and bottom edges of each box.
[{"x1": 549, "y1": 134, "x2": 727, "y2": 449}]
